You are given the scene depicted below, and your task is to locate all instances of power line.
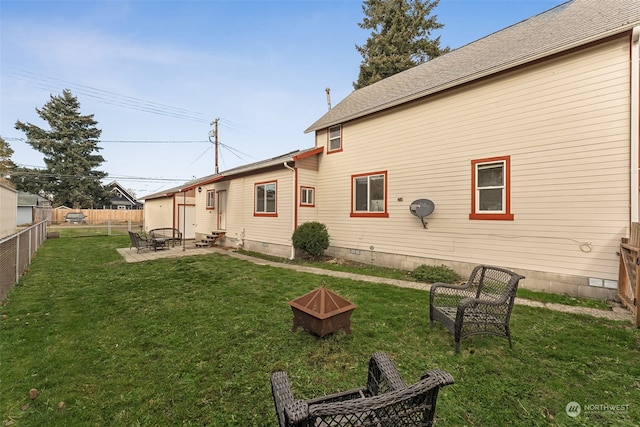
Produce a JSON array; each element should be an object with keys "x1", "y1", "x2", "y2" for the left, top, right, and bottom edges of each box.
[
  {"x1": 5, "y1": 137, "x2": 208, "y2": 145},
  {"x1": 9, "y1": 68, "x2": 210, "y2": 123},
  {"x1": 9, "y1": 168, "x2": 189, "y2": 183}
]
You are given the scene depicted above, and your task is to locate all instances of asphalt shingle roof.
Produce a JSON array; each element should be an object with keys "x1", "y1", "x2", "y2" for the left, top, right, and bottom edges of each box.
[
  {"x1": 305, "y1": 0, "x2": 640, "y2": 133},
  {"x1": 141, "y1": 147, "x2": 320, "y2": 200}
]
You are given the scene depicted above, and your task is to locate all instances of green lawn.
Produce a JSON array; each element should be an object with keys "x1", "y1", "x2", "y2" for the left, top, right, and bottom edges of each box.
[{"x1": 1, "y1": 234, "x2": 639, "y2": 426}]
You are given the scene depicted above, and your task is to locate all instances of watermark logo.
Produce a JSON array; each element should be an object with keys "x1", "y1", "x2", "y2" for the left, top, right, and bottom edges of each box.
[
  {"x1": 566, "y1": 401, "x2": 630, "y2": 418},
  {"x1": 566, "y1": 401, "x2": 581, "y2": 418}
]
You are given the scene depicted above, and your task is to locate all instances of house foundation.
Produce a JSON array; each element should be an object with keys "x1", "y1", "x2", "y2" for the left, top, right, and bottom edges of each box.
[{"x1": 325, "y1": 246, "x2": 618, "y2": 301}]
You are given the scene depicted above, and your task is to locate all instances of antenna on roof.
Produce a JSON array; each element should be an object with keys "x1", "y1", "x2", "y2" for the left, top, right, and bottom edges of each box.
[{"x1": 325, "y1": 87, "x2": 331, "y2": 111}]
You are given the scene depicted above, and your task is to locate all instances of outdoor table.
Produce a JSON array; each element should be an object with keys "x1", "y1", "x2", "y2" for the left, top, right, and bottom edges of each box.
[{"x1": 151, "y1": 237, "x2": 168, "y2": 251}]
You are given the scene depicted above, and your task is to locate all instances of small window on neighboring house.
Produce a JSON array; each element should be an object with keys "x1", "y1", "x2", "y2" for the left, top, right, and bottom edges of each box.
[
  {"x1": 300, "y1": 187, "x2": 315, "y2": 207},
  {"x1": 351, "y1": 171, "x2": 388, "y2": 217},
  {"x1": 255, "y1": 181, "x2": 277, "y2": 216},
  {"x1": 470, "y1": 156, "x2": 514, "y2": 220},
  {"x1": 328, "y1": 125, "x2": 342, "y2": 153},
  {"x1": 206, "y1": 190, "x2": 215, "y2": 209}
]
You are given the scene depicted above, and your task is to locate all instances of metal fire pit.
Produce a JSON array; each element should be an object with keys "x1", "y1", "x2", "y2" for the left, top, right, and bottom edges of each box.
[{"x1": 288, "y1": 285, "x2": 356, "y2": 337}]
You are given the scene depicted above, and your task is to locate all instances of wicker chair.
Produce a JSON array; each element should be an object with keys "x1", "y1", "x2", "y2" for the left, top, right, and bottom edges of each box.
[
  {"x1": 430, "y1": 265, "x2": 525, "y2": 353},
  {"x1": 270, "y1": 352, "x2": 454, "y2": 427},
  {"x1": 128, "y1": 231, "x2": 151, "y2": 253}
]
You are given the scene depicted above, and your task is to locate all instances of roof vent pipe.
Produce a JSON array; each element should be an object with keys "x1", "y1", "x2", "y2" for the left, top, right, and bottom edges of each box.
[{"x1": 325, "y1": 87, "x2": 331, "y2": 111}]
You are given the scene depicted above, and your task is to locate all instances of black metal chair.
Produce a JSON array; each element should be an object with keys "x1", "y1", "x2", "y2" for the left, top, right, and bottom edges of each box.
[
  {"x1": 270, "y1": 352, "x2": 454, "y2": 426},
  {"x1": 429, "y1": 265, "x2": 525, "y2": 353}
]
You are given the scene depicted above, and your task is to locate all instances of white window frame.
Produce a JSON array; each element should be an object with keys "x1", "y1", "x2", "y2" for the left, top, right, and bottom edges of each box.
[
  {"x1": 470, "y1": 156, "x2": 514, "y2": 220},
  {"x1": 351, "y1": 171, "x2": 388, "y2": 217},
  {"x1": 255, "y1": 181, "x2": 277, "y2": 215},
  {"x1": 206, "y1": 189, "x2": 215, "y2": 209},
  {"x1": 328, "y1": 125, "x2": 342, "y2": 152},
  {"x1": 300, "y1": 187, "x2": 314, "y2": 206}
]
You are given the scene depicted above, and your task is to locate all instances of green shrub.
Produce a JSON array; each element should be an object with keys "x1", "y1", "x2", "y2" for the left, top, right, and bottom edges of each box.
[
  {"x1": 411, "y1": 264, "x2": 462, "y2": 284},
  {"x1": 292, "y1": 221, "x2": 329, "y2": 260}
]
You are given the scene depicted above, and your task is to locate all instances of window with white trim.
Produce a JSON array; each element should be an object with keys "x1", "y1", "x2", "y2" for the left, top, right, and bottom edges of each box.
[
  {"x1": 328, "y1": 125, "x2": 342, "y2": 152},
  {"x1": 206, "y1": 190, "x2": 215, "y2": 209},
  {"x1": 300, "y1": 186, "x2": 314, "y2": 206},
  {"x1": 351, "y1": 172, "x2": 388, "y2": 217},
  {"x1": 470, "y1": 156, "x2": 513, "y2": 220},
  {"x1": 255, "y1": 181, "x2": 277, "y2": 215}
]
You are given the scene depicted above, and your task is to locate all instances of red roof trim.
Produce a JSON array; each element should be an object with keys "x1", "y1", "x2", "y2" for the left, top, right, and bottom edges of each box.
[{"x1": 293, "y1": 146, "x2": 324, "y2": 160}]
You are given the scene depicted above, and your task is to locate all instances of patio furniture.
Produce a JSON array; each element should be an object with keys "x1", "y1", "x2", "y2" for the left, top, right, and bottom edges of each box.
[
  {"x1": 150, "y1": 228, "x2": 182, "y2": 247},
  {"x1": 128, "y1": 231, "x2": 152, "y2": 253},
  {"x1": 430, "y1": 265, "x2": 525, "y2": 353},
  {"x1": 150, "y1": 237, "x2": 168, "y2": 251},
  {"x1": 271, "y1": 352, "x2": 454, "y2": 427}
]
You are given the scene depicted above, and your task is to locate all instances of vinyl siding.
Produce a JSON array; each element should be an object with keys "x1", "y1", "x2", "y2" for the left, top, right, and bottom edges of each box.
[
  {"x1": 143, "y1": 197, "x2": 176, "y2": 232},
  {"x1": 194, "y1": 183, "x2": 226, "y2": 234},
  {"x1": 316, "y1": 36, "x2": 631, "y2": 281},
  {"x1": 296, "y1": 157, "x2": 319, "y2": 226},
  {"x1": 202, "y1": 169, "x2": 296, "y2": 251}
]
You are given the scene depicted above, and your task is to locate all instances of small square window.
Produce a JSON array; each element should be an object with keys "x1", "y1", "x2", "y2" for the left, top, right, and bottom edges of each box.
[{"x1": 300, "y1": 187, "x2": 315, "y2": 206}]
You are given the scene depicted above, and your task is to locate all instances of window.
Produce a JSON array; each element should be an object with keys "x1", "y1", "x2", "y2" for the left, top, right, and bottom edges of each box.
[
  {"x1": 351, "y1": 171, "x2": 388, "y2": 217},
  {"x1": 255, "y1": 181, "x2": 277, "y2": 216},
  {"x1": 470, "y1": 156, "x2": 514, "y2": 220},
  {"x1": 300, "y1": 186, "x2": 315, "y2": 207},
  {"x1": 328, "y1": 125, "x2": 342, "y2": 153},
  {"x1": 206, "y1": 190, "x2": 215, "y2": 209}
]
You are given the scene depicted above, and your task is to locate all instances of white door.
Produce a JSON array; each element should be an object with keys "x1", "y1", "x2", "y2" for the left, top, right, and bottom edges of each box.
[
  {"x1": 217, "y1": 190, "x2": 227, "y2": 230},
  {"x1": 178, "y1": 204, "x2": 195, "y2": 239}
]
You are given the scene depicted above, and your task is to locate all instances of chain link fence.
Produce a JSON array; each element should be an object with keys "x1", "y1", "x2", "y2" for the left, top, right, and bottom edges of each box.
[{"x1": 0, "y1": 221, "x2": 48, "y2": 300}]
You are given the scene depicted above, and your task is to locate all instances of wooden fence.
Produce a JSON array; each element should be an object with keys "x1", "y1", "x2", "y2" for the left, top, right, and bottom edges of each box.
[
  {"x1": 618, "y1": 222, "x2": 640, "y2": 326},
  {"x1": 51, "y1": 209, "x2": 143, "y2": 225}
]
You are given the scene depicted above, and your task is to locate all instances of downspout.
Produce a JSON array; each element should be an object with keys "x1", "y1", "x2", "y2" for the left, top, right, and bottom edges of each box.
[
  {"x1": 284, "y1": 161, "x2": 296, "y2": 260},
  {"x1": 182, "y1": 190, "x2": 186, "y2": 251},
  {"x1": 631, "y1": 26, "x2": 640, "y2": 223}
]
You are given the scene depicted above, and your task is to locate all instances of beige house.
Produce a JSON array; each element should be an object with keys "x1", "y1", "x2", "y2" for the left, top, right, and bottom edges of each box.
[
  {"x1": 185, "y1": 148, "x2": 323, "y2": 257},
  {"x1": 141, "y1": 185, "x2": 196, "y2": 239},
  {"x1": 142, "y1": 148, "x2": 322, "y2": 254},
  {"x1": 303, "y1": 0, "x2": 640, "y2": 299},
  {"x1": 145, "y1": 0, "x2": 639, "y2": 300}
]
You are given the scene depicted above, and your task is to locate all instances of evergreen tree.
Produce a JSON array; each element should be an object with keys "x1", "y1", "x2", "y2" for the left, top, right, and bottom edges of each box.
[
  {"x1": 0, "y1": 136, "x2": 16, "y2": 183},
  {"x1": 354, "y1": 0, "x2": 449, "y2": 89},
  {"x1": 13, "y1": 90, "x2": 110, "y2": 207}
]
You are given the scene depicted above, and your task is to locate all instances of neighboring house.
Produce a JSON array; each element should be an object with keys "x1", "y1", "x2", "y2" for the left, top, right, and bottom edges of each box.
[
  {"x1": 0, "y1": 182, "x2": 17, "y2": 238},
  {"x1": 17, "y1": 191, "x2": 52, "y2": 226},
  {"x1": 108, "y1": 181, "x2": 142, "y2": 210},
  {"x1": 149, "y1": 0, "x2": 639, "y2": 300}
]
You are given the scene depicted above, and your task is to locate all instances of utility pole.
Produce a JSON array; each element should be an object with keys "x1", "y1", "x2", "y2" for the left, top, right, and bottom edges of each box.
[{"x1": 209, "y1": 118, "x2": 220, "y2": 174}]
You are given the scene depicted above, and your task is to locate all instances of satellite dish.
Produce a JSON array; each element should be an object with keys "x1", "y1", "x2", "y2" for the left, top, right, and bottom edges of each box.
[{"x1": 409, "y1": 199, "x2": 435, "y2": 228}]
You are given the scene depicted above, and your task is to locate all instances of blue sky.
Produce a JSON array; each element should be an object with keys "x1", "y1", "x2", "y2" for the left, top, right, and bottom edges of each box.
[{"x1": 1, "y1": 0, "x2": 564, "y2": 197}]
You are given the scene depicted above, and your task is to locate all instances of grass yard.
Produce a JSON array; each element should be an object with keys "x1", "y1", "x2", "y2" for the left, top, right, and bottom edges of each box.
[{"x1": 1, "y1": 234, "x2": 639, "y2": 426}]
